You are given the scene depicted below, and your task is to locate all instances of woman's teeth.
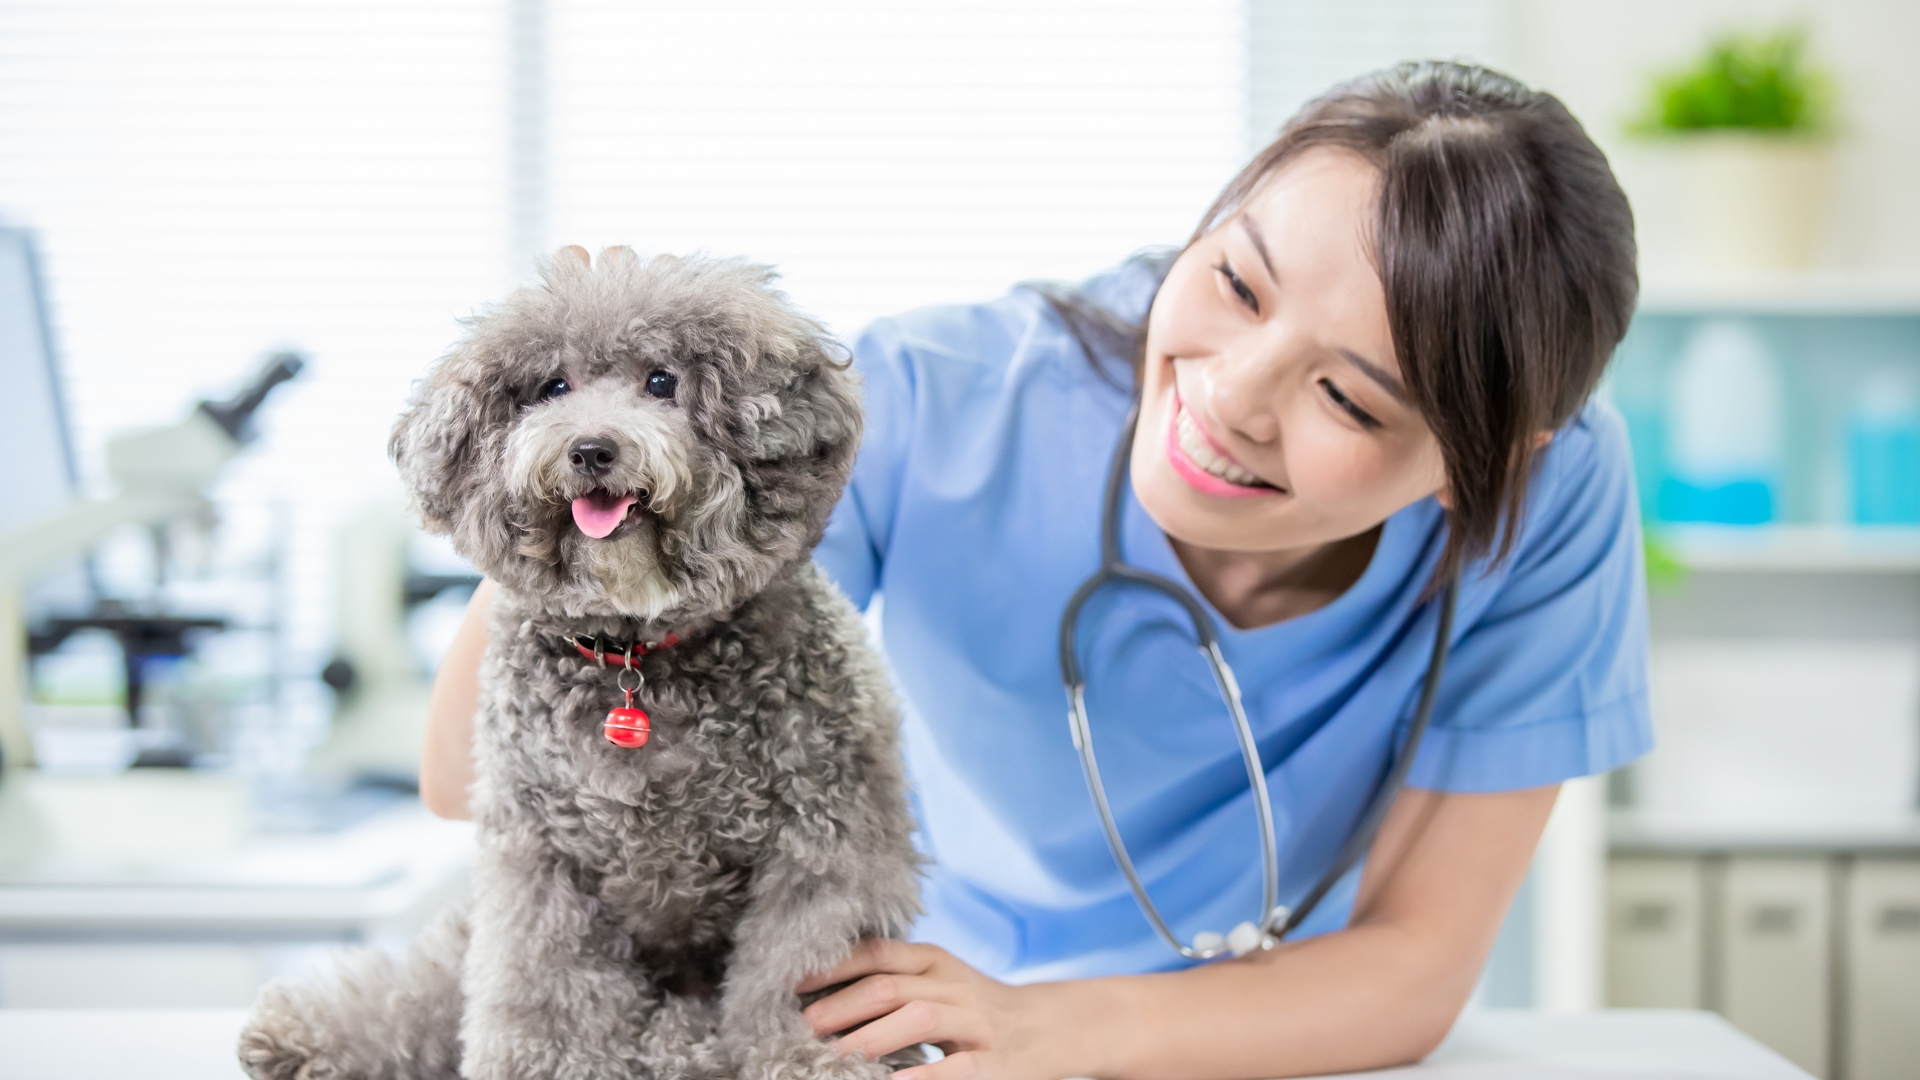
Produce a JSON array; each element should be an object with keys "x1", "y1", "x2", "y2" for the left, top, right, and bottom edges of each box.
[{"x1": 1176, "y1": 407, "x2": 1268, "y2": 488}]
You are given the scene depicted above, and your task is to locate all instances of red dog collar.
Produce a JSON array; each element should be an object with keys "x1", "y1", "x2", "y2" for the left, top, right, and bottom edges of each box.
[
  {"x1": 570, "y1": 632, "x2": 682, "y2": 669},
  {"x1": 569, "y1": 632, "x2": 682, "y2": 748}
]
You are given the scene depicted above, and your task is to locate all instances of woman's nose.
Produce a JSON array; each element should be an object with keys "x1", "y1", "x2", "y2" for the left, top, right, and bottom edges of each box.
[{"x1": 1204, "y1": 356, "x2": 1282, "y2": 444}]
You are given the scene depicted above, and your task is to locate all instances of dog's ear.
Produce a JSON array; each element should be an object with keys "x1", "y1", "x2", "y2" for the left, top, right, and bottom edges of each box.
[
  {"x1": 767, "y1": 342, "x2": 864, "y2": 467},
  {"x1": 719, "y1": 331, "x2": 865, "y2": 555},
  {"x1": 389, "y1": 345, "x2": 505, "y2": 535}
]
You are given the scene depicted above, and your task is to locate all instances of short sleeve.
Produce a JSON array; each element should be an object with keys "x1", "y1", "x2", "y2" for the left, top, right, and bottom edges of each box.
[
  {"x1": 814, "y1": 319, "x2": 918, "y2": 611},
  {"x1": 1406, "y1": 401, "x2": 1654, "y2": 793}
]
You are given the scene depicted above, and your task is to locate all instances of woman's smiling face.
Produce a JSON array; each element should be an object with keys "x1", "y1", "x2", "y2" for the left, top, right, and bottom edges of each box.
[{"x1": 1132, "y1": 147, "x2": 1448, "y2": 556}]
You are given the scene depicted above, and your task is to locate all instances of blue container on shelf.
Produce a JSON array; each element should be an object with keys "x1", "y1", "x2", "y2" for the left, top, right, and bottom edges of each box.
[
  {"x1": 1660, "y1": 319, "x2": 1783, "y2": 526},
  {"x1": 1850, "y1": 369, "x2": 1920, "y2": 525},
  {"x1": 1660, "y1": 475, "x2": 1776, "y2": 525}
]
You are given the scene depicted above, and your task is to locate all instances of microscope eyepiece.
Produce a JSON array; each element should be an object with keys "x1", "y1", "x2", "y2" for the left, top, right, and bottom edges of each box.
[{"x1": 198, "y1": 350, "x2": 306, "y2": 443}]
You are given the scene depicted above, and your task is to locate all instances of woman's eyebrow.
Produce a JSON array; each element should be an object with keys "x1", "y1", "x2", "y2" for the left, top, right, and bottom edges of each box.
[
  {"x1": 1340, "y1": 348, "x2": 1410, "y2": 404},
  {"x1": 1235, "y1": 215, "x2": 1277, "y2": 283}
]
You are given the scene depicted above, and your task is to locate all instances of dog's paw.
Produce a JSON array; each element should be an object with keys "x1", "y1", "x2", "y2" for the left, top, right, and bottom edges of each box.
[
  {"x1": 739, "y1": 1038, "x2": 896, "y2": 1080},
  {"x1": 638, "y1": 995, "x2": 729, "y2": 1080},
  {"x1": 237, "y1": 1012, "x2": 333, "y2": 1080}
]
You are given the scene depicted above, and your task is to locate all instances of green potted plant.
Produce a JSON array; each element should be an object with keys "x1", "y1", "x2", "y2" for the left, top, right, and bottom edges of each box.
[{"x1": 1631, "y1": 27, "x2": 1838, "y2": 273}]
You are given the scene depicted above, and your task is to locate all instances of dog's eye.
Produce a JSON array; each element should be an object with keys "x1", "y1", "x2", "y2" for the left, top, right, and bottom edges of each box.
[
  {"x1": 534, "y1": 377, "x2": 571, "y2": 403},
  {"x1": 645, "y1": 371, "x2": 677, "y2": 400}
]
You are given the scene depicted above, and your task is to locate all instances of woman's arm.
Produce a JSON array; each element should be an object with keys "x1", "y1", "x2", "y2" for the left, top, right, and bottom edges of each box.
[
  {"x1": 800, "y1": 783, "x2": 1558, "y2": 1080},
  {"x1": 418, "y1": 578, "x2": 493, "y2": 820}
]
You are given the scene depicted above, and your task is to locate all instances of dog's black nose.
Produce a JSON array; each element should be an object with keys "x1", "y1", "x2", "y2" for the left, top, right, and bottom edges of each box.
[{"x1": 569, "y1": 438, "x2": 618, "y2": 479}]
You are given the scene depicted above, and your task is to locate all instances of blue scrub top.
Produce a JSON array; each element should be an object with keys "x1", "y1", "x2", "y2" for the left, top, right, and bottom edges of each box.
[{"x1": 814, "y1": 257, "x2": 1652, "y2": 984}]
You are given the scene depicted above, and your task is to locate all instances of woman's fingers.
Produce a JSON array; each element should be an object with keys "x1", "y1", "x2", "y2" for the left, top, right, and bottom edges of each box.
[
  {"x1": 895, "y1": 1050, "x2": 984, "y2": 1080},
  {"x1": 796, "y1": 937, "x2": 941, "y2": 994},
  {"x1": 803, "y1": 973, "x2": 955, "y2": 1037},
  {"x1": 792, "y1": 943, "x2": 1020, "y2": 1080},
  {"x1": 834, "y1": 999, "x2": 985, "y2": 1062}
]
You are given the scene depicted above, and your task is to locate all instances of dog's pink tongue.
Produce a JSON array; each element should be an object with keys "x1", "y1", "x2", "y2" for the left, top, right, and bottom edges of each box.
[{"x1": 571, "y1": 492, "x2": 638, "y2": 539}]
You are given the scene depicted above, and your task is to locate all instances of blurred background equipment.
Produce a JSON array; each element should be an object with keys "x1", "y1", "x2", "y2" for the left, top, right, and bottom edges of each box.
[
  {"x1": 0, "y1": 227, "x2": 79, "y2": 541},
  {"x1": 0, "y1": 340, "x2": 304, "y2": 770},
  {"x1": 309, "y1": 502, "x2": 479, "y2": 787},
  {"x1": 0, "y1": 217, "x2": 477, "y2": 1012},
  {"x1": 1603, "y1": 281, "x2": 1920, "y2": 1080}
]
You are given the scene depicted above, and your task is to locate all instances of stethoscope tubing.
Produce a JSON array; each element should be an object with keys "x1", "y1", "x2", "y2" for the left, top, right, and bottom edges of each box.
[
  {"x1": 1275, "y1": 569, "x2": 1457, "y2": 937},
  {"x1": 1059, "y1": 401, "x2": 1459, "y2": 959}
]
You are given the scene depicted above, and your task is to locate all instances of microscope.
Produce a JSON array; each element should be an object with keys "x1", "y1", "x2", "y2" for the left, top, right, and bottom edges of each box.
[{"x1": 0, "y1": 353, "x2": 303, "y2": 770}]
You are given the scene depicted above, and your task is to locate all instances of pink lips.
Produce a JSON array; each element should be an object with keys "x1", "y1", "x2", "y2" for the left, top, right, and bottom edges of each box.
[
  {"x1": 571, "y1": 490, "x2": 639, "y2": 539},
  {"x1": 1163, "y1": 394, "x2": 1279, "y2": 500}
]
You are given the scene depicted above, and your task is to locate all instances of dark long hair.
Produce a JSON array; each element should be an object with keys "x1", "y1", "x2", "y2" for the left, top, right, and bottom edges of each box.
[{"x1": 1045, "y1": 61, "x2": 1639, "y2": 583}]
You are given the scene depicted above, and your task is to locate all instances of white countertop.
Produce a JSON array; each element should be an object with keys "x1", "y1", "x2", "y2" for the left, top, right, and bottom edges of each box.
[
  {"x1": 1319, "y1": 1009, "x2": 1809, "y2": 1079},
  {"x1": 0, "y1": 780, "x2": 475, "y2": 940},
  {"x1": 0, "y1": 1008, "x2": 1810, "y2": 1080}
]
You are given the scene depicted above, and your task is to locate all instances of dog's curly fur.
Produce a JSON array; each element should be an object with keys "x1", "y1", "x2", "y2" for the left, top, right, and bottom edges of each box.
[{"x1": 238, "y1": 247, "x2": 922, "y2": 1080}]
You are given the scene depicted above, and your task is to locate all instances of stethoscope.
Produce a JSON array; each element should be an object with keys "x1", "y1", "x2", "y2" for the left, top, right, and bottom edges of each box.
[{"x1": 1058, "y1": 401, "x2": 1459, "y2": 961}]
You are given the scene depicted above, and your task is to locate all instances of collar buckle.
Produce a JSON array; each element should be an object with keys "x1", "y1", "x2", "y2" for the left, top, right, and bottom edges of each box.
[{"x1": 570, "y1": 632, "x2": 682, "y2": 669}]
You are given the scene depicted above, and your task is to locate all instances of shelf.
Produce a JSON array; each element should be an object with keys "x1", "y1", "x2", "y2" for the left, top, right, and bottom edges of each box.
[
  {"x1": 1656, "y1": 524, "x2": 1920, "y2": 573},
  {"x1": 1638, "y1": 272, "x2": 1920, "y2": 316},
  {"x1": 1610, "y1": 807, "x2": 1920, "y2": 855}
]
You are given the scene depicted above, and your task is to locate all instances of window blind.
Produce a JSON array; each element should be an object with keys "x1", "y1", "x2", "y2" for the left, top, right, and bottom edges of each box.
[
  {"x1": 0, "y1": 1, "x2": 508, "y2": 664},
  {"x1": 546, "y1": 0, "x2": 1249, "y2": 338},
  {"x1": 2, "y1": 0, "x2": 1252, "y2": 681},
  {"x1": 1247, "y1": 0, "x2": 1506, "y2": 148}
]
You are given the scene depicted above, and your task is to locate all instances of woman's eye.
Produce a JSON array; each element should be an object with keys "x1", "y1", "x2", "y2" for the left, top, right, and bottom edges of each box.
[
  {"x1": 645, "y1": 370, "x2": 677, "y2": 400},
  {"x1": 1319, "y1": 378, "x2": 1381, "y2": 430},
  {"x1": 534, "y1": 376, "x2": 570, "y2": 403},
  {"x1": 1213, "y1": 260, "x2": 1259, "y2": 313}
]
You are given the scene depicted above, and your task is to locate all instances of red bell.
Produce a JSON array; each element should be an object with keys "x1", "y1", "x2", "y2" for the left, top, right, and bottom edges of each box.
[{"x1": 604, "y1": 706, "x2": 650, "y2": 748}]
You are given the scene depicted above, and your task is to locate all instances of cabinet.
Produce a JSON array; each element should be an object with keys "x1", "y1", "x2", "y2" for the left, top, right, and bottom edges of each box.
[
  {"x1": 1606, "y1": 857, "x2": 1705, "y2": 1008},
  {"x1": 1844, "y1": 860, "x2": 1920, "y2": 1079},
  {"x1": 1721, "y1": 858, "x2": 1831, "y2": 1076},
  {"x1": 1607, "y1": 844, "x2": 1920, "y2": 1080}
]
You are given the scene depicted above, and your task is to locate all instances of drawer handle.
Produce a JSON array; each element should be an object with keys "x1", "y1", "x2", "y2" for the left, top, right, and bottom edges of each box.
[
  {"x1": 1880, "y1": 906, "x2": 1920, "y2": 934},
  {"x1": 1748, "y1": 904, "x2": 1799, "y2": 935},
  {"x1": 1622, "y1": 903, "x2": 1672, "y2": 933}
]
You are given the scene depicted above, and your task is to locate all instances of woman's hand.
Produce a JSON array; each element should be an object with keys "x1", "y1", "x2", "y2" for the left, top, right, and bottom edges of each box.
[
  {"x1": 793, "y1": 787, "x2": 1556, "y2": 1080},
  {"x1": 798, "y1": 939, "x2": 1094, "y2": 1080}
]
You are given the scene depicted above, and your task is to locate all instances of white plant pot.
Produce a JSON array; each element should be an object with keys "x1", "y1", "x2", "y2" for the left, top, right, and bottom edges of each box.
[{"x1": 1669, "y1": 133, "x2": 1835, "y2": 274}]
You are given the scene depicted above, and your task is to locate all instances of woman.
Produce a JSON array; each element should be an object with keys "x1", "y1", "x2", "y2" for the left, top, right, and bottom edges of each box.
[{"x1": 421, "y1": 62, "x2": 1648, "y2": 1079}]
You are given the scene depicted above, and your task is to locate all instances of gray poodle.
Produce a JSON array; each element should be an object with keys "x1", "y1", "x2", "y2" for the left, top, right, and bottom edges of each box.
[{"x1": 239, "y1": 247, "x2": 922, "y2": 1080}]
